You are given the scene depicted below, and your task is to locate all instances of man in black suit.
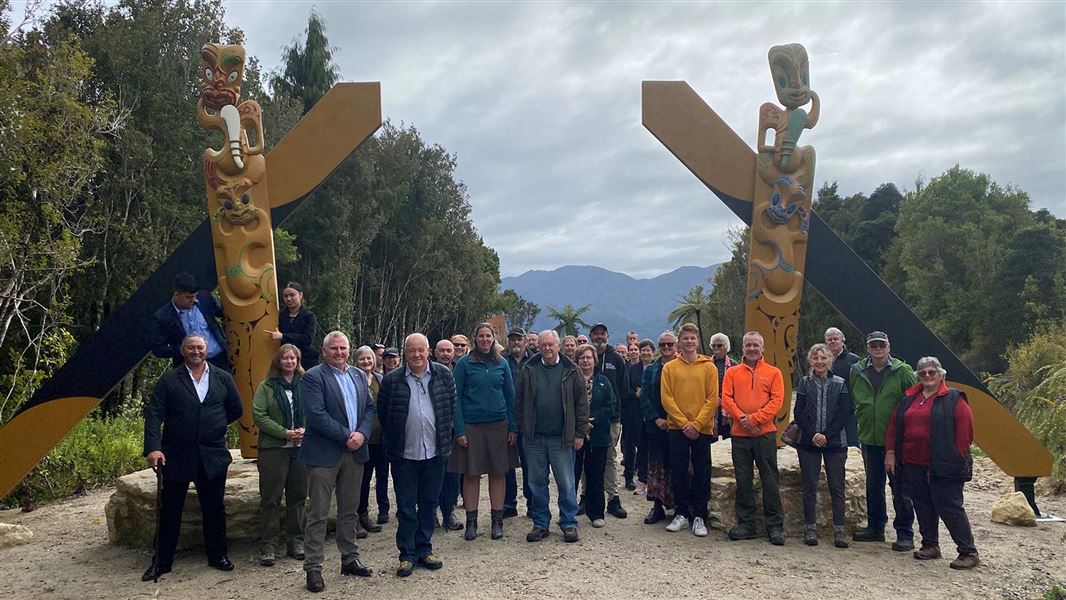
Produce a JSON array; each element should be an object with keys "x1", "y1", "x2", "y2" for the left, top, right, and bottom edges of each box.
[
  {"x1": 148, "y1": 273, "x2": 229, "y2": 370},
  {"x1": 299, "y1": 331, "x2": 377, "y2": 593},
  {"x1": 141, "y1": 335, "x2": 243, "y2": 581}
]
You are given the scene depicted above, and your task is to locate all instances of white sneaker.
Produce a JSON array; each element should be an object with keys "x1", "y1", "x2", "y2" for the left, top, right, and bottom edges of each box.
[
  {"x1": 591, "y1": 519, "x2": 605, "y2": 528},
  {"x1": 691, "y1": 517, "x2": 708, "y2": 537},
  {"x1": 666, "y1": 514, "x2": 690, "y2": 532}
]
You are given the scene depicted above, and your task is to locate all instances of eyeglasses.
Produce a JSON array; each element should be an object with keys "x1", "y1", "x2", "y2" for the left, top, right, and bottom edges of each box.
[
  {"x1": 658, "y1": 342, "x2": 675, "y2": 348},
  {"x1": 918, "y1": 369, "x2": 939, "y2": 377},
  {"x1": 867, "y1": 341, "x2": 887, "y2": 349},
  {"x1": 711, "y1": 344, "x2": 724, "y2": 348}
]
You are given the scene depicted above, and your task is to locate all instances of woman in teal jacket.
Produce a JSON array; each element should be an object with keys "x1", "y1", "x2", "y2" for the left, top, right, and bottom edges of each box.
[
  {"x1": 574, "y1": 343, "x2": 618, "y2": 528},
  {"x1": 448, "y1": 323, "x2": 519, "y2": 541}
]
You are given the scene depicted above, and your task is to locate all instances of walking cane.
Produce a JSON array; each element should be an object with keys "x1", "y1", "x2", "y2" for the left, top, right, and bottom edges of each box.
[{"x1": 150, "y1": 464, "x2": 163, "y2": 583}]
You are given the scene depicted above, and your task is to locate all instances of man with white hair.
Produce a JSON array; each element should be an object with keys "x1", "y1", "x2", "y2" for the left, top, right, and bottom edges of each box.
[
  {"x1": 825, "y1": 327, "x2": 860, "y2": 447},
  {"x1": 299, "y1": 331, "x2": 377, "y2": 592},
  {"x1": 377, "y1": 333, "x2": 456, "y2": 577},
  {"x1": 515, "y1": 330, "x2": 589, "y2": 543}
]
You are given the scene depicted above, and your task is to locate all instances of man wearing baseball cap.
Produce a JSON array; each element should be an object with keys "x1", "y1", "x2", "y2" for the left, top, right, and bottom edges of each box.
[{"x1": 850, "y1": 331, "x2": 917, "y2": 549}]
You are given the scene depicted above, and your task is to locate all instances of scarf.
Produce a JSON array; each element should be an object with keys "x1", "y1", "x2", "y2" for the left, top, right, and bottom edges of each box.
[{"x1": 269, "y1": 374, "x2": 303, "y2": 429}]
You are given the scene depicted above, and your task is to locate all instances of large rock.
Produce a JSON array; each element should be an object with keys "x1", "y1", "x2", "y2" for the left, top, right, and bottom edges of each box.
[
  {"x1": 990, "y1": 491, "x2": 1037, "y2": 527},
  {"x1": 0, "y1": 523, "x2": 33, "y2": 548},
  {"x1": 106, "y1": 451, "x2": 333, "y2": 550},
  {"x1": 707, "y1": 439, "x2": 868, "y2": 536}
]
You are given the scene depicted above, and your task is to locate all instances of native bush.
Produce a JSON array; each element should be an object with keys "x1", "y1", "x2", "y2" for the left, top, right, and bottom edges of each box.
[{"x1": 990, "y1": 321, "x2": 1066, "y2": 490}]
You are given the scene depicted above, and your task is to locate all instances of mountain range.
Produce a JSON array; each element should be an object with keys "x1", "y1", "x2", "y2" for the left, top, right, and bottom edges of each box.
[{"x1": 500, "y1": 264, "x2": 720, "y2": 341}]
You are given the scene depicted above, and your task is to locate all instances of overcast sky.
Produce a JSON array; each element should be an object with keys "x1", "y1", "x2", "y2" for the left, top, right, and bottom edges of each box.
[{"x1": 168, "y1": 3, "x2": 1066, "y2": 276}]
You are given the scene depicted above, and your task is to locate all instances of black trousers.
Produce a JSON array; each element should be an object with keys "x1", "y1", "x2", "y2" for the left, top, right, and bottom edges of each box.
[
  {"x1": 731, "y1": 433, "x2": 783, "y2": 530},
  {"x1": 621, "y1": 400, "x2": 647, "y2": 482},
  {"x1": 583, "y1": 446, "x2": 609, "y2": 520},
  {"x1": 155, "y1": 462, "x2": 228, "y2": 568},
  {"x1": 900, "y1": 464, "x2": 977, "y2": 555},
  {"x1": 668, "y1": 430, "x2": 712, "y2": 520},
  {"x1": 797, "y1": 447, "x2": 847, "y2": 526},
  {"x1": 357, "y1": 443, "x2": 390, "y2": 515}
]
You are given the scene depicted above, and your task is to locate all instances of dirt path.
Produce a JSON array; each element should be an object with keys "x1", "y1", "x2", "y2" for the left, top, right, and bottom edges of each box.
[{"x1": 1, "y1": 456, "x2": 1063, "y2": 600}]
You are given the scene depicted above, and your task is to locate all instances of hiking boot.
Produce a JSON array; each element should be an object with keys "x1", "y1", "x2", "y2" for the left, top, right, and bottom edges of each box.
[
  {"x1": 625, "y1": 478, "x2": 636, "y2": 491},
  {"x1": 665, "y1": 514, "x2": 690, "y2": 532},
  {"x1": 490, "y1": 509, "x2": 504, "y2": 540},
  {"x1": 768, "y1": 527, "x2": 785, "y2": 546},
  {"x1": 607, "y1": 496, "x2": 628, "y2": 519},
  {"x1": 913, "y1": 545, "x2": 942, "y2": 560},
  {"x1": 259, "y1": 551, "x2": 276, "y2": 566},
  {"x1": 396, "y1": 560, "x2": 414, "y2": 577},
  {"x1": 464, "y1": 510, "x2": 478, "y2": 541},
  {"x1": 286, "y1": 543, "x2": 305, "y2": 560},
  {"x1": 563, "y1": 527, "x2": 579, "y2": 543},
  {"x1": 417, "y1": 554, "x2": 443, "y2": 570},
  {"x1": 833, "y1": 529, "x2": 849, "y2": 549},
  {"x1": 728, "y1": 525, "x2": 758, "y2": 541},
  {"x1": 644, "y1": 504, "x2": 667, "y2": 524},
  {"x1": 852, "y1": 526, "x2": 885, "y2": 542},
  {"x1": 526, "y1": 527, "x2": 549, "y2": 542},
  {"x1": 804, "y1": 525, "x2": 818, "y2": 547},
  {"x1": 949, "y1": 553, "x2": 980, "y2": 570}
]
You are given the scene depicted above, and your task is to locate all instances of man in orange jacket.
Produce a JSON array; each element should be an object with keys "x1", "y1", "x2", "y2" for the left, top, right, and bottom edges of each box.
[
  {"x1": 721, "y1": 331, "x2": 786, "y2": 545},
  {"x1": 659, "y1": 322, "x2": 718, "y2": 537}
]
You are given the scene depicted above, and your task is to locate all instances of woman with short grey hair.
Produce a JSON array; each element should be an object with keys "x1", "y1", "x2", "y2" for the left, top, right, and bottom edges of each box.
[
  {"x1": 885, "y1": 356, "x2": 979, "y2": 569},
  {"x1": 709, "y1": 332, "x2": 736, "y2": 440}
]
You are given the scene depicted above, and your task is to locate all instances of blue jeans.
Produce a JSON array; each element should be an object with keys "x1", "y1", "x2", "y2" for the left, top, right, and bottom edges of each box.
[
  {"x1": 862, "y1": 444, "x2": 914, "y2": 539},
  {"x1": 391, "y1": 455, "x2": 446, "y2": 563},
  {"x1": 524, "y1": 434, "x2": 579, "y2": 531}
]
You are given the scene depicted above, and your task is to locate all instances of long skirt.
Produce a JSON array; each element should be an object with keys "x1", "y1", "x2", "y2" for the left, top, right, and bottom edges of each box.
[{"x1": 644, "y1": 422, "x2": 674, "y2": 508}]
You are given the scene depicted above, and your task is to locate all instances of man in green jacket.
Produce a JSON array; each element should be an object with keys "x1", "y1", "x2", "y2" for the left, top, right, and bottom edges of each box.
[{"x1": 850, "y1": 331, "x2": 917, "y2": 550}]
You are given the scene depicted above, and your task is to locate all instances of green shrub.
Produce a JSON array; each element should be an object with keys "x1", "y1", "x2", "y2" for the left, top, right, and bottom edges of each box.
[
  {"x1": 990, "y1": 320, "x2": 1066, "y2": 489},
  {"x1": 2, "y1": 413, "x2": 144, "y2": 508}
]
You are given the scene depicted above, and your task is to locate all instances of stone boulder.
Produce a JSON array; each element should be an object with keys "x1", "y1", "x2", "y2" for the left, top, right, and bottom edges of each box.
[
  {"x1": 990, "y1": 491, "x2": 1037, "y2": 527},
  {"x1": 707, "y1": 439, "x2": 868, "y2": 536},
  {"x1": 0, "y1": 523, "x2": 33, "y2": 548},
  {"x1": 106, "y1": 451, "x2": 334, "y2": 550}
]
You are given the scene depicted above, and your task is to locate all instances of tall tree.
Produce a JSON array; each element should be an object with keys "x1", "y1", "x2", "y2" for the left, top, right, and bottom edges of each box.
[
  {"x1": 270, "y1": 9, "x2": 338, "y2": 115},
  {"x1": 498, "y1": 288, "x2": 540, "y2": 332},
  {"x1": 546, "y1": 304, "x2": 592, "y2": 337}
]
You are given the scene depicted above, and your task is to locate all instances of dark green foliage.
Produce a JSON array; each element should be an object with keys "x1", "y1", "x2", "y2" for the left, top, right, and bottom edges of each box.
[
  {"x1": 547, "y1": 304, "x2": 592, "y2": 337},
  {"x1": 498, "y1": 289, "x2": 540, "y2": 332}
]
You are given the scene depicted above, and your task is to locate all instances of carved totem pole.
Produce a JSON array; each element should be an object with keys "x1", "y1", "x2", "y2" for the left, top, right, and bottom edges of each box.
[
  {"x1": 746, "y1": 43, "x2": 819, "y2": 430},
  {"x1": 197, "y1": 43, "x2": 278, "y2": 455}
]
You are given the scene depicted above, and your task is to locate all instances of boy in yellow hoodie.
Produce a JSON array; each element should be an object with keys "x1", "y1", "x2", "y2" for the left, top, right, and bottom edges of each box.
[{"x1": 659, "y1": 322, "x2": 718, "y2": 537}]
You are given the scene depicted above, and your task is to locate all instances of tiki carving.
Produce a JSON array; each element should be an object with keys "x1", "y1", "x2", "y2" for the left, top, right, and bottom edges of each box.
[
  {"x1": 746, "y1": 43, "x2": 819, "y2": 429},
  {"x1": 197, "y1": 43, "x2": 279, "y2": 454}
]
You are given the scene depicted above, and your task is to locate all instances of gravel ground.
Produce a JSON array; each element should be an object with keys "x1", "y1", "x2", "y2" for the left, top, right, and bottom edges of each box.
[{"x1": 0, "y1": 455, "x2": 1063, "y2": 600}]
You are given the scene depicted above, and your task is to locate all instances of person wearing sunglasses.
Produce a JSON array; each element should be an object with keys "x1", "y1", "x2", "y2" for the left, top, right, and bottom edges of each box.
[
  {"x1": 638, "y1": 331, "x2": 679, "y2": 524},
  {"x1": 849, "y1": 331, "x2": 917, "y2": 550},
  {"x1": 450, "y1": 334, "x2": 471, "y2": 359},
  {"x1": 885, "y1": 356, "x2": 978, "y2": 570},
  {"x1": 708, "y1": 332, "x2": 737, "y2": 440}
]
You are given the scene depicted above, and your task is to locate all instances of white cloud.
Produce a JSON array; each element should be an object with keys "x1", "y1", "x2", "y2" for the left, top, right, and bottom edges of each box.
[{"x1": 225, "y1": 1, "x2": 1066, "y2": 277}]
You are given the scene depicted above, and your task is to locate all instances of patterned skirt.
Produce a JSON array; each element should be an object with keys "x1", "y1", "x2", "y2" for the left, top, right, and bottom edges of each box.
[{"x1": 644, "y1": 423, "x2": 674, "y2": 508}]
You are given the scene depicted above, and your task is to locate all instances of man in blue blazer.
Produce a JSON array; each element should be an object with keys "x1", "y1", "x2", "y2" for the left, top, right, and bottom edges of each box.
[
  {"x1": 148, "y1": 273, "x2": 229, "y2": 370},
  {"x1": 142, "y1": 335, "x2": 243, "y2": 581},
  {"x1": 299, "y1": 331, "x2": 377, "y2": 593}
]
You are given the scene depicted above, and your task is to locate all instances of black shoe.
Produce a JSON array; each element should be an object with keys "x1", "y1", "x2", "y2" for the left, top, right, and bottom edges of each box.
[
  {"x1": 377, "y1": 512, "x2": 390, "y2": 525},
  {"x1": 341, "y1": 559, "x2": 372, "y2": 577},
  {"x1": 644, "y1": 505, "x2": 667, "y2": 524},
  {"x1": 306, "y1": 570, "x2": 325, "y2": 593},
  {"x1": 607, "y1": 497, "x2": 628, "y2": 519},
  {"x1": 502, "y1": 506, "x2": 519, "y2": 518},
  {"x1": 804, "y1": 528, "x2": 818, "y2": 546},
  {"x1": 853, "y1": 527, "x2": 885, "y2": 542},
  {"x1": 360, "y1": 512, "x2": 383, "y2": 533},
  {"x1": 141, "y1": 563, "x2": 171, "y2": 582},
  {"x1": 728, "y1": 525, "x2": 758, "y2": 541},
  {"x1": 625, "y1": 479, "x2": 637, "y2": 491},
  {"x1": 490, "y1": 509, "x2": 504, "y2": 540},
  {"x1": 891, "y1": 536, "x2": 915, "y2": 551},
  {"x1": 576, "y1": 495, "x2": 586, "y2": 516},
  {"x1": 563, "y1": 527, "x2": 579, "y2": 543},
  {"x1": 464, "y1": 510, "x2": 478, "y2": 541},
  {"x1": 396, "y1": 560, "x2": 414, "y2": 577},
  {"x1": 768, "y1": 528, "x2": 785, "y2": 546},
  {"x1": 208, "y1": 556, "x2": 234, "y2": 571},
  {"x1": 526, "y1": 527, "x2": 549, "y2": 542},
  {"x1": 417, "y1": 554, "x2": 443, "y2": 570}
]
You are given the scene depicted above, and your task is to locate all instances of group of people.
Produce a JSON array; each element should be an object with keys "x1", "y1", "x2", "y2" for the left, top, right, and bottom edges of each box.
[{"x1": 142, "y1": 274, "x2": 980, "y2": 592}]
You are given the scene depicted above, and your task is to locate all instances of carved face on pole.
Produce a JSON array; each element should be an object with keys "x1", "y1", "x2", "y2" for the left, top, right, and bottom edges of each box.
[
  {"x1": 768, "y1": 43, "x2": 810, "y2": 109},
  {"x1": 200, "y1": 43, "x2": 245, "y2": 110}
]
